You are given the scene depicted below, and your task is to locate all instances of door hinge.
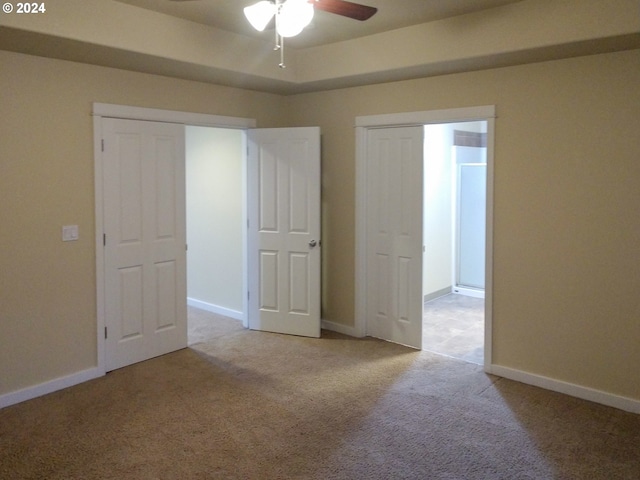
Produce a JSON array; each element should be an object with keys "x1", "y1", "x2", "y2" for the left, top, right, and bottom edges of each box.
[
  {"x1": 247, "y1": 291, "x2": 250, "y2": 301},
  {"x1": 104, "y1": 326, "x2": 108, "y2": 339},
  {"x1": 101, "y1": 139, "x2": 104, "y2": 152},
  {"x1": 103, "y1": 233, "x2": 106, "y2": 246}
]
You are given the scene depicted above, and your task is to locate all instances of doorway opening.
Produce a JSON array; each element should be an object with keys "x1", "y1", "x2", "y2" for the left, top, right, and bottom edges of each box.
[
  {"x1": 184, "y1": 125, "x2": 323, "y2": 344},
  {"x1": 185, "y1": 126, "x2": 246, "y2": 346},
  {"x1": 422, "y1": 121, "x2": 487, "y2": 365},
  {"x1": 354, "y1": 105, "x2": 495, "y2": 370}
]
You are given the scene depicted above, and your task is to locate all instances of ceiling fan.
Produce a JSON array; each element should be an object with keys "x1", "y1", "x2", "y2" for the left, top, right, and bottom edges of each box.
[
  {"x1": 168, "y1": 0, "x2": 377, "y2": 22},
  {"x1": 168, "y1": 0, "x2": 378, "y2": 67}
]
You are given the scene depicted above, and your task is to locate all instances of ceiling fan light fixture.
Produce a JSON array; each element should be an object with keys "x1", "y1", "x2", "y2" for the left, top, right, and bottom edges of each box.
[
  {"x1": 276, "y1": 0, "x2": 315, "y2": 38},
  {"x1": 242, "y1": 0, "x2": 376, "y2": 68},
  {"x1": 244, "y1": 1, "x2": 276, "y2": 32}
]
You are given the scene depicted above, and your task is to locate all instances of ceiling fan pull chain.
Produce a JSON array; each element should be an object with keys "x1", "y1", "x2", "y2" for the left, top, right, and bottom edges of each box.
[
  {"x1": 279, "y1": 36, "x2": 286, "y2": 68},
  {"x1": 274, "y1": 2, "x2": 281, "y2": 51},
  {"x1": 273, "y1": 1, "x2": 285, "y2": 68}
]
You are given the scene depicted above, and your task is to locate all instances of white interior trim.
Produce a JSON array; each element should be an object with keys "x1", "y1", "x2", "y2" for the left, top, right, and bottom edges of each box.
[
  {"x1": 354, "y1": 105, "x2": 496, "y2": 368},
  {"x1": 93, "y1": 114, "x2": 106, "y2": 379},
  {"x1": 490, "y1": 365, "x2": 640, "y2": 415},
  {"x1": 354, "y1": 126, "x2": 368, "y2": 338},
  {"x1": 241, "y1": 131, "x2": 249, "y2": 329},
  {"x1": 483, "y1": 115, "x2": 496, "y2": 369},
  {"x1": 355, "y1": 106, "x2": 496, "y2": 128},
  {"x1": 0, "y1": 367, "x2": 102, "y2": 410},
  {"x1": 92, "y1": 103, "x2": 256, "y2": 129},
  {"x1": 187, "y1": 298, "x2": 243, "y2": 321}
]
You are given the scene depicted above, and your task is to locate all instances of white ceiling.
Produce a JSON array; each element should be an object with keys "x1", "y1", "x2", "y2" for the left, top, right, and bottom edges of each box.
[{"x1": 114, "y1": 0, "x2": 524, "y2": 48}]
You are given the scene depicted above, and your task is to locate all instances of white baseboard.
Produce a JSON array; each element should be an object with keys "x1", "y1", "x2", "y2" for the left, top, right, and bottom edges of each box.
[
  {"x1": 423, "y1": 287, "x2": 451, "y2": 303},
  {"x1": 321, "y1": 319, "x2": 364, "y2": 338},
  {"x1": 0, "y1": 367, "x2": 103, "y2": 410},
  {"x1": 187, "y1": 298, "x2": 243, "y2": 321},
  {"x1": 489, "y1": 364, "x2": 640, "y2": 414}
]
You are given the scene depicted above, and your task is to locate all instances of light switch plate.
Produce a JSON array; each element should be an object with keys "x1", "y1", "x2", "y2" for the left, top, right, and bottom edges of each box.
[{"x1": 62, "y1": 225, "x2": 79, "y2": 242}]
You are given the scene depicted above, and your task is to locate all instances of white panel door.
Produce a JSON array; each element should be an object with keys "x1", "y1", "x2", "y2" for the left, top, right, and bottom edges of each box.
[
  {"x1": 366, "y1": 126, "x2": 423, "y2": 348},
  {"x1": 103, "y1": 118, "x2": 187, "y2": 371},
  {"x1": 247, "y1": 127, "x2": 321, "y2": 337}
]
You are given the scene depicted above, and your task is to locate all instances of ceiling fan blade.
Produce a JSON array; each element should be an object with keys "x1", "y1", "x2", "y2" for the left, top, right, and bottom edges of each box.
[{"x1": 311, "y1": 0, "x2": 377, "y2": 21}]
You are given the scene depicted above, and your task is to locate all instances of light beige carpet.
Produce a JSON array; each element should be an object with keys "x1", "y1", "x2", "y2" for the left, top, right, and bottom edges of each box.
[{"x1": 1, "y1": 313, "x2": 639, "y2": 479}]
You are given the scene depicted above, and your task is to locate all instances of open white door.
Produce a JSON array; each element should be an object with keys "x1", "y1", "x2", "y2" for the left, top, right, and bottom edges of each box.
[
  {"x1": 102, "y1": 118, "x2": 187, "y2": 371},
  {"x1": 365, "y1": 126, "x2": 423, "y2": 349},
  {"x1": 247, "y1": 127, "x2": 321, "y2": 338}
]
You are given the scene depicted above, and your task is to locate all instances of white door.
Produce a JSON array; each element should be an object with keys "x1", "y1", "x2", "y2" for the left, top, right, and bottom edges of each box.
[
  {"x1": 102, "y1": 118, "x2": 187, "y2": 371},
  {"x1": 247, "y1": 127, "x2": 321, "y2": 337},
  {"x1": 365, "y1": 126, "x2": 423, "y2": 349}
]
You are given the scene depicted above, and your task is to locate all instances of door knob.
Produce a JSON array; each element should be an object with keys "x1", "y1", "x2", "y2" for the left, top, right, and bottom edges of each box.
[{"x1": 309, "y1": 240, "x2": 317, "y2": 248}]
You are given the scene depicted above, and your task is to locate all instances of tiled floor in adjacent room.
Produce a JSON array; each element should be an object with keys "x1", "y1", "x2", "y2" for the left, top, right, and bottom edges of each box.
[{"x1": 423, "y1": 293, "x2": 484, "y2": 365}]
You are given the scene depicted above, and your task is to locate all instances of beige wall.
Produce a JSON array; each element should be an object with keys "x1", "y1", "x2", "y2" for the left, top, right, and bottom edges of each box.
[
  {"x1": 0, "y1": 50, "x2": 286, "y2": 395},
  {"x1": 288, "y1": 49, "x2": 640, "y2": 401},
  {"x1": 1, "y1": 47, "x2": 639, "y2": 404}
]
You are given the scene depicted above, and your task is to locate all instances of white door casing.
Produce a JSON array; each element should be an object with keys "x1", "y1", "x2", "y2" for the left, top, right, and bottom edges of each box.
[
  {"x1": 247, "y1": 127, "x2": 321, "y2": 338},
  {"x1": 365, "y1": 126, "x2": 424, "y2": 349},
  {"x1": 102, "y1": 118, "x2": 187, "y2": 371}
]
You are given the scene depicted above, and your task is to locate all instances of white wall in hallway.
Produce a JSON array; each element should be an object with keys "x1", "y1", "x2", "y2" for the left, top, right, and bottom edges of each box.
[
  {"x1": 186, "y1": 126, "x2": 244, "y2": 315},
  {"x1": 423, "y1": 124, "x2": 454, "y2": 297}
]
